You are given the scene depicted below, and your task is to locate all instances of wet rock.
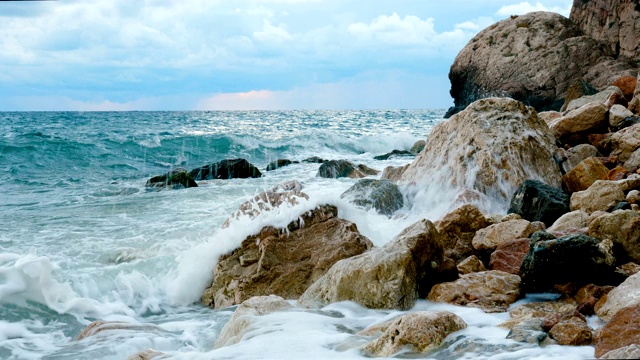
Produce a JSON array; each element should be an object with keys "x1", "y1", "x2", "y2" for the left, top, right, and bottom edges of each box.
[
  {"x1": 427, "y1": 270, "x2": 521, "y2": 313},
  {"x1": 265, "y1": 159, "x2": 295, "y2": 171},
  {"x1": 215, "y1": 295, "x2": 292, "y2": 348},
  {"x1": 506, "y1": 318, "x2": 548, "y2": 344},
  {"x1": 520, "y1": 233, "x2": 618, "y2": 293},
  {"x1": 301, "y1": 156, "x2": 325, "y2": 163},
  {"x1": 562, "y1": 157, "x2": 610, "y2": 193},
  {"x1": 561, "y1": 144, "x2": 600, "y2": 174},
  {"x1": 548, "y1": 317, "x2": 593, "y2": 346},
  {"x1": 373, "y1": 150, "x2": 414, "y2": 160},
  {"x1": 508, "y1": 179, "x2": 569, "y2": 227},
  {"x1": 340, "y1": 179, "x2": 403, "y2": 216},
  {"x1": 145, "y1": 168, "x2": 198, "y2": 190},
  {"x1": 436, "y1": 204, "x2": 493, "y2": 266},
  {"x1": 505, "y1": 301, "x2": 578, "y2": 328},
  {"x1": 542, "y1": 309, "x2": 586, "y2": 332},
  {"x1": 489, "y1": 238, "x2": 530, "y2": 275},
  {"x1": 401, "y1": 98, "x2": 561, "y2": 209},
  {"x1": 548, "y1": 210, "x2": 589, "y2": 234},
  {"x1": 472, "y1": 219, "x2": 543, "y2": 252},
  {"x1": 447, "y1": 11, "x2": 635, "y2": 115},
  {"x1": 409, "y1": 140, "x2": 426, "y2": 154},
  {"x1": 550, "y1": 102, "x2": 609, "y2": 146},
  {"x1": 77, "y1": 321, "x2": 159, "y2": 341},
  {"x1": 610, "y1": 124, "x2": 640, "y2": 162},
  {"x1": 190, "y1": 158, "x2": 262, "y2": 180},
  {"x1": 596, "y1": 271, "x2": 640, "y2": 322},
  {"x1": 610, "y1": 104, "x2": 636, "y2": 128},
  {"x1": 600, "y1": 344, "x2": 640, "y2": 359},
  {"x1": 595, "y1": 303, "x2": 640, "y2": 358},
  {"x1": 299, "y1": 219, "x2": 443, "y2": 310},
  {"x1": 380, "y1": 164, "x2": 409, "y2": 183},
  {"x1": 126, "y1": 349, "x2": 164, "y2": 360},
  {"x1": 570, "y1": 180, "x2": 626, "y2": 213},
  {"x1": 203, "y1": 205, "x2": 373, "y2": 309},
  {"x1": 565, "y1": 86, "x2": 626, "y2": 112},
  {"x1": 222, "y1": 180, "x2": 308, "y2": 228},
  {"x1": 456, "y1": 255, "x2": 486, "y2": 275},
  {"x1": 589, "y1": 210, "x2": 640, "y2": 262},
  {"x1": 316, "y1": 160, "x2": 378, "y2": 179},
  {"x1": 362, "y1": 311, "x2": 467, "y2": 357}
]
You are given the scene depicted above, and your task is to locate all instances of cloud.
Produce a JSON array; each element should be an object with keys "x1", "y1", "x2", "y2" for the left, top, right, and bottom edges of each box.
[
  {"x1": 253, "y1": 20, "x2": 293, "y2": 43},
  {"x1": 496, "y1": 1, "x2": 571, "y2": 17}
]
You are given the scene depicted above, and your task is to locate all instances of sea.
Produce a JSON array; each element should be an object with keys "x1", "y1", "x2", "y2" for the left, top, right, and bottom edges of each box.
[{"x1": 0, "y1": 111, "x2": 596, "y2": 359}]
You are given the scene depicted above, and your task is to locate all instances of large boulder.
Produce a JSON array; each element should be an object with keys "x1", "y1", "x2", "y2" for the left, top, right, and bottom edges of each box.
[
  {"x1": 447, "y1": 11, "x2": 635, "y2": 116},
  {"x1": 202, "y1": 205, "x2": 373, "y2": 309},
  {"x1": 427, "y1": 270, "x2": 521, "y2": 313},
  {"x1": 596, "y1": 272, "x2": 640, "y2": 322},
  {"x1": 340, "y1": 179, "x2": 403, "y2": 216},
  {"x1": 589, "y1": 210, "x2": 640, "y2": 263},
  {"x1": 570, "y1": 180, "x2": 626, "y2": 213},
  {"x1": 214, "y1": 295, "x2": 292, "y2": 348},
  {"x1": 519, "y1": 233, "x2": 617, "y2": 293},
  {"x1": 549, "y1": 102, "x2": 609, "y2": 145},
  {"x1": 265, "y1": 159, "x2": 295, "y2": 171},
  {"x1": 316, "y1": 160, "x2": 378, "y2": 179},
  {"x1": 145, "y1": 168, "x2": 198, "y2": 190},
  {"x1": 190, "y1": 158, "x2": 262, "y2": 180},
  {"x1": 594, "y1": 304, "x2": 640, "y2": 358},
  {"x1": 570, "y1": 0, "x2": 640, "y2": 60},
  {"x1": 508, "y1": 179, "x2": 570, "y2": 227},
  {"x1": 362, "y1": 311, "x2": 467, "y2": 357},
  {"x1": 401, "y1": 98, "x2": 561, "y2": 212},
  {"x1": 298, "y1": 219, "x2": 443, "y2": 310}
]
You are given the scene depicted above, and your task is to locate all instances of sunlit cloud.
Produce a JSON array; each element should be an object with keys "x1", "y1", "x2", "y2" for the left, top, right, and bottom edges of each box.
[{"x1": 496, "y1": 1, "x2": 572, "y2": 17}]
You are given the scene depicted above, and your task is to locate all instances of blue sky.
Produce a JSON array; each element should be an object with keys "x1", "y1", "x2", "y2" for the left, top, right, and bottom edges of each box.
[{"x1": 0, "y1": 0, "x2": 572, "y2": 111}]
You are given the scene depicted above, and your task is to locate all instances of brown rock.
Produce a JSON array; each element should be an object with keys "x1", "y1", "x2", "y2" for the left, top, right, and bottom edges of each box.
[
  {"x1": 595, "y1": 304, "x2": 640, "y2": 358},
  {"x1": 436, "y1": 204, "x2": 493, "y2": 266},
  {"x1": 625, "y1": 148, "x2": 640, "y2": 171},
  {"x1": 427, "y1": 270, "x2": 521, "y2": 313},
  {"x1": 570, "y1": 0, "x2": 640, "y2": 59},
  {"x1": 570, "y1": 180, "x2": 626, "y2": 213},
  {"x1": 401, "y1": 98, "x2": 561, "y2": 210},
  {"x1": 508, "y1": 301, "x2": 578, "y2": 323},
  {"x1": 611, "y1": 124, "x2": 640, "y2": 162},
  {"x1": 617, "y1": 262, "x2": 640, "y2": 277},
  {"x1": 472, "y1": 219, "x2": 542, "y2": 252},
  {"x1": 589, "y1": 133, "x2": 615, "y2": 155},
  {"x1": 542, "y1": 310, "x2": 586, "y2": 332},
  {"x1": 126, "y1": 349, "x2": 164, "y2": 360},
  {"x1": 77, "y1": 321, "x2": 159, "y2": 341},
  {"x1": 627, "y1": 190, "x2": 640, "y2": 204},
  {"x1": 548, "y1": 210, "x2": 589, "y2": 233},
  {"x1": 550, "y1": 102, "x2": 609, "y2": 145},
  {"x1": 381, "y1": 164, "x2": 409, "y2": 183},
  {"x1": 596, "y1": 272, "x2": 640, "y2": 321},
  {"x1": 448, "y1": 11, "x2": 635, "y2": 115},
  {"x1": 562, "y1": 157, "x2": 610, "y2": 192},
  {"x1": 608, "y1": 166, "x2": 629, "y2": 180},
  {"x1": 298, "y1": 219, "x2": 443, "y2": 310},
  {"x1": 457, "y1": 255, "x2": 486, "y2": 275},
  {"x1": 613, "y1": 76, "x2": 639, "y2": 101},
  {"x1": 561, "y1": 144, "x2": 600, "y2": 174},
  {"x1": 574, "y1": 284, "x2": 615, "y2": 316},
  {"x1": 589, "y1": 210, "x2": 640, "y2": 262},
  {"x1": 362, "y1": 311, "x2": 467, "y2": 357},
  {"x1": 548, "y1": 317, "x2": 593, "y2": 346},
  {"x1": 610, "y1": 104, "x2": 636, "y2": 128},
  {"x1": 489, "y1": 238, "x2": 530, "y2": 275},
  {"x1": 203, "y1": 205, "x2": 373, "y2": 309},
  {"x1": 565, "y1": 86, "x2": 626, "y2": 112},
  {"x1": 600, "y1": 344, "x2": 640, "y2": 359},
  {"x1": 538, "y1": 110, "x2": 562, "y2": 125},
  {"x1": 616, "y1": 173, "x2": 640, "y2": 191},
  {"x1": 561, "y1": 81, "x2": 598, "y2": 112}
]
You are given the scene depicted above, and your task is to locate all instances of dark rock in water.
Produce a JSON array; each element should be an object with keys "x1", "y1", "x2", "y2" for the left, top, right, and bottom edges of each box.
[
  {"x1": 265, "y1": 159, "x2": 296, "y2": 171},
  {"x1": 302, "y1": 156, "x2": 326, "y2": 163},
  {"x1": 410, "y1": 140, "x2": 426, "y2": 154},
  {"x1": 340, "y1": 179, "x2": 404, "y2": 215},
  {"x1": 190, "y1": 158, "x2": 262, "y2": 180},
  {"x1": 520, "y1": 233, "x2": 619, "y2": 293},
  {"x1": 508, "y1": 179, "x2": 570, "y2": 227},
  {"x1": 373, "y1": 150, "x2": 414, "y2": 160},
  {"x1": 145, "y1": 168, "x2": 198, "y2": 190},
  {"x1": 317, "y1": 160, "x2": 378, "y2": 179}
]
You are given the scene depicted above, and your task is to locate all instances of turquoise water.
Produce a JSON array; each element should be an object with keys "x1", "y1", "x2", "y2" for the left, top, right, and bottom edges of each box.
[{"x1": 0, "y1": 111, "x2": 594, "y2": 359}]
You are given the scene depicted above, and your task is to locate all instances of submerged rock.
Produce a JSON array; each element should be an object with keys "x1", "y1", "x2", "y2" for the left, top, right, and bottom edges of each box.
[
  {"x1": 340, "y1": 179, "x2": 403, "y2": 216},
  {"x1": 203, "y1": 205, "x2": 373, "y2": 309},
  {"x1": 401, "y1": 98, "x2": 561, "y2": 210},
  {"x1": 362, "y1": 311, "x2": 467, "y2": 357},
  {"x1": 145, "y1": 168, "x2": 198, "y2": 190},
  {"x1": 77, "y1": 320, "x2": 160, "y2": 341},
  {"x1": 298, "y1": 219, "x2": 443, "y2": 310},
  {"x1": 265, "y1": 159, "x2": 296, "y2": 171},
  {"x1": 506, "y1": 318, "x2": 548, "y2": 345},
  {"x1": 126, "y1": 349, "x2": 164, "y2": 360},
  {"x1": 316, "y1": 160, "x2": 378, "y2": 179},
  {"x1": 373, "y1": 149, "x2": 414, "y2": 160},
  {"x1": 508, "y1": 179, "x2": 569, "y2": 227},
  {"x1": 190, "y1": 158, "x2": 262, "y2": 180}
]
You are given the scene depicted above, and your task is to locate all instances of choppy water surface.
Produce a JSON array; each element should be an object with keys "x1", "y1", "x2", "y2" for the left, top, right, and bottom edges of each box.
[{"x1": 0, "y1": 111, "x2": 594, "y2": 359}]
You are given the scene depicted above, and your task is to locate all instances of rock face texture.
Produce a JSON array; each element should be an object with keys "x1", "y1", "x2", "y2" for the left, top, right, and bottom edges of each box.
[
  {"x1": 145, "y1": 168, "x2": 198, "y2": 190},
  {"x1": 190, "y1": 158, "x2": 262, "y2": 180},
  {"x1": 447, "y1": 11, "x2": 636, "y2": 116},
  {"x1": 594, "y1": 304, "x2": 640, "y2": 358},
  {"x1": 508, "y1": 179, "x2": 570, "y2": 227},
  {"x1": 340, "y1": 179, "x2": 404, "y2": 215},
  {"x1": 570, "y1": 0, "x2": 640, "y2": 60},
  {"x1": 401, "y1": 98, "x2": 561, "y2": 210},
  {"x1": 596, "y1": 271, "x2": 640, "y2": 322},
  {"x1": 202, "y1": 205, "x2": 373, "y2": 309},
  {"x1": 363, "y1": 311, "x2": 467, "y2": 357},
  {"x1": 589, "y1": 210, "x2": 640, "y2": 263},
  {"x1": 298, "y1": 219, "x2": 443, "y2": 310}
]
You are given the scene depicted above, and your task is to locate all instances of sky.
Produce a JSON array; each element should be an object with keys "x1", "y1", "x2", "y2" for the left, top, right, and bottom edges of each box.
[{"x1": 0, "y1": 0, "x2": 573, "y2": 111}]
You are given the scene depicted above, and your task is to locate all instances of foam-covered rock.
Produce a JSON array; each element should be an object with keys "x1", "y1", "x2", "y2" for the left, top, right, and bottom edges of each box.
[{"x1": 340, "y1": 179, "x2": 403, "y2": 216}]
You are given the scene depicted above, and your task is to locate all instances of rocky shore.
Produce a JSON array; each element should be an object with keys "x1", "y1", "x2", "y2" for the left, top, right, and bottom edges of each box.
[{"x1": 83, "y1": 2, "x2": 640, "y2": 359}]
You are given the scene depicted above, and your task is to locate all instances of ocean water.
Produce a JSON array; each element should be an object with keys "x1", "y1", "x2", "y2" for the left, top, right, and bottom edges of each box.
[{"x1": 0, "y1": 111, "x2": 595, "y2": 359}]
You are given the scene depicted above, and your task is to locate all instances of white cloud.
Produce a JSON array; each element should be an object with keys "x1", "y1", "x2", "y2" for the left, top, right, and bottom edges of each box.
[
  {"x1": 348, "y1": 13, "x2": 437, "y2": 45},
  {"x1": 253, "y1": 20, "x2": 293, "y2": 43},
  {"x1": 496, "y1": 1, "x2": 571, "y2": 17}
]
